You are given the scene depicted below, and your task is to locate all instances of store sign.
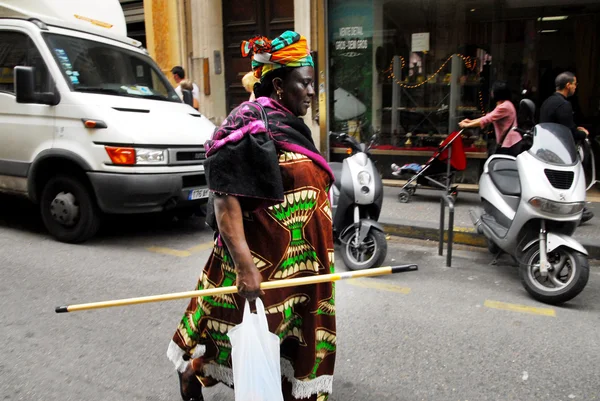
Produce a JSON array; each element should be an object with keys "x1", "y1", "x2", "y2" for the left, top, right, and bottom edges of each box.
[
  {"x1": 411, "y1": 32, "x2": 430, "y2": 52},
  {"x1": 335, "y1": 26, "x2": 368, "y2": 53},
  {"x1": 328, "y1": 0, "x2": 373, "y2": 133}
]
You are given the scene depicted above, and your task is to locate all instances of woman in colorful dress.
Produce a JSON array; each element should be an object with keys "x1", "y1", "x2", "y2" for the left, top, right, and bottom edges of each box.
[{"x1": 167, "y1": 31, "x2": 336, "y2": 401}]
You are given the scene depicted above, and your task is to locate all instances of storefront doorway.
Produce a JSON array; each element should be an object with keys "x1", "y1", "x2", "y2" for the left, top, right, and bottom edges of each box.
[{"x1": 222, "y1": 0, "x2": 294, "y2": 112}]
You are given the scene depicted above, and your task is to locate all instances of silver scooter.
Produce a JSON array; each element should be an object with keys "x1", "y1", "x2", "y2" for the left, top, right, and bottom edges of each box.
[
  {"x1": 470, "y1": 116, "x2": 589, "y2": 305},
  {"x1": 329, "y1": 132, "x2": 387, "y2": 270}
]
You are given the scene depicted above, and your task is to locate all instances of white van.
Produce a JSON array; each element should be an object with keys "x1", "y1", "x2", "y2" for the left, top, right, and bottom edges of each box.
[{"x1": 0, "y1": 0, "x2": 215, "y2": 243}]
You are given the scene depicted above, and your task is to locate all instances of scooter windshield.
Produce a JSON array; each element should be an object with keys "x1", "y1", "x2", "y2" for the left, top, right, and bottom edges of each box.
[{"x1": 528, "y1": 123, "x2": 578, "y2": 166}]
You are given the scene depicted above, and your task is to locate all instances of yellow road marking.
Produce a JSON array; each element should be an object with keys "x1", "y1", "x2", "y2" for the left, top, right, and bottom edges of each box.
[
  {"x1": 347, "y1": 278, "x2": 411, "y2": 294},
  {"x1": 454, "y1": 226, "x2": 476, "y2": 233},
  {"x1": 146, "y1": 247, "x2": 191, "y2": 258},
  {"x1": 484, "y1": 300, "x2": 556, "y2": 317},
  {"x1": 187, "y1": 242, "x2": 214, "y2": 253},
  {"x1": 147, "y1": 241, "x2": 214, "y2": 258}
]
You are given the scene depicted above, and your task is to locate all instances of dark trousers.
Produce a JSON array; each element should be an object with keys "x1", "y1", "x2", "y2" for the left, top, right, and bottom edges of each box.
[{"x1": 496, "y1": 141, "x2": 524, "y2": 157}]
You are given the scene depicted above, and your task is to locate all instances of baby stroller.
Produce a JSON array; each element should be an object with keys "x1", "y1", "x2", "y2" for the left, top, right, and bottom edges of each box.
[{"x1": 391, "y1": 130, "x2": 467, "y2": 203}]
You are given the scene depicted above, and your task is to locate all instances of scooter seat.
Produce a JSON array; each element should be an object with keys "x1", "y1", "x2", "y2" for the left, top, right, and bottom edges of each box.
[
  {"x1": 330, "y1": 162, "x2": 343, "y2": 190},
  {"x1": 488, "y1": 159, "x2": 521, "y2": 196}
]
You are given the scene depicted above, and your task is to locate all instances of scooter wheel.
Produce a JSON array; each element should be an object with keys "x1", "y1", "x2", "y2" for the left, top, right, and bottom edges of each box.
[
  {"x1": 398, "y1": 190, "x2": 410, "y2": 203},
  {"x1": 341, "y1": 229, "x2": 388, "y2": 270},
  {"x1": 519, "y1": 246, "x2": 589, "y2": 305}
]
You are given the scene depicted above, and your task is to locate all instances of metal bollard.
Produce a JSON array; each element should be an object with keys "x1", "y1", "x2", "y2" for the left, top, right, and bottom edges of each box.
[{"x1": 439, "y1": 194, "x2": 455, "y2": 267}]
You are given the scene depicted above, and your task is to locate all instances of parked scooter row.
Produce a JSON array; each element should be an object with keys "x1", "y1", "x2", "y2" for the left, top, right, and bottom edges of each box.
[{"x1": 331, "y1": 108, "x2": 590, "y2": 305}]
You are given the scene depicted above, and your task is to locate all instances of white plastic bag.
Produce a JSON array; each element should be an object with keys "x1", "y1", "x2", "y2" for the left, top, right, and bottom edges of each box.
[{"x1": 227, "y1": 298, "x2": 284, "y2": 401}]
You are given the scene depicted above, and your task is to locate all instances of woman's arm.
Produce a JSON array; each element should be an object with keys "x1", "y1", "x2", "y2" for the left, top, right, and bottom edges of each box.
[
  {"x1": 459, "y1": 104, "x2": 508, "y2": 130},
  {"x1": 459, "y1": 118, "x2": 484, "y2": 129},
  {"x1": 213, "y1": 194, "x2": 264, "y2": 300}
]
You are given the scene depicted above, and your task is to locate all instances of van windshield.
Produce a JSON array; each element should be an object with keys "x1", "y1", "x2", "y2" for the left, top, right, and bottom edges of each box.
[{"x1": 44, "y1": 33, "x2": 181, "y2": 103}]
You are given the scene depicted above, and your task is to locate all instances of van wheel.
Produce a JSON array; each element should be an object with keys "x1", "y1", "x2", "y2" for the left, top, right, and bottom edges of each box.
[{"x1": 40, "y1": 175, "x2": 100, "y2": 243}]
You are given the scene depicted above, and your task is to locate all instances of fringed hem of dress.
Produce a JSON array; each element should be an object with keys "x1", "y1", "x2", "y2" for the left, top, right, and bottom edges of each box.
[
  {"x1": 166, "y1": 340, "x2": 333, "y2": 399},
  {"x1": 204, "y1": 358, "x2": 333, "y2": 399},
  {"x1": 167, "y1": 340, "x2": 206, "y2": 373}
]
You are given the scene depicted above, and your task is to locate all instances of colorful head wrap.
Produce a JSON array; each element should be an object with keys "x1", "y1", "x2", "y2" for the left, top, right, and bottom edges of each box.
[{"x1": 241, "y1": 31, "x2": 314, "y2": 79}]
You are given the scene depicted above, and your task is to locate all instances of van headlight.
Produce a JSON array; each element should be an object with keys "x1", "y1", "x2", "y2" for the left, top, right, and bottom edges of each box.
[
  {"x1": 357, "y1": 171, "x2": 372, "y2": 186},
  {"x1": 136, "y1": 148, "x2": 168, "y2": 164},
  {"x1": 528, "y1": 197, "x2": 584, "y2": 215},
  {"x1": 105, "y1": 146, "x2": 168, "y2": 165}
]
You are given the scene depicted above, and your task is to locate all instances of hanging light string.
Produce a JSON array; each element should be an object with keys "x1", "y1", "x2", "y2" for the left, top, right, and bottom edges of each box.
[
  {"x1": 478, "y1": 90, "x2": 486, "y2": 115},
  {"x1": 383, "y1": 53, "x2": 486, "y2": 115},
  {"x1": 386, "y1": 55, "x2": 407, "y2": 70},
  {"x1": 385, "y1": 53, "x2": 478, "y2": 89}
]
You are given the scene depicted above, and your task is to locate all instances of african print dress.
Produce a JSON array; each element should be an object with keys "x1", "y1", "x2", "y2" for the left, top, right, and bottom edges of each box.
[{"x1": 167, "y1": 130, "x2": 336, "y2": 400}]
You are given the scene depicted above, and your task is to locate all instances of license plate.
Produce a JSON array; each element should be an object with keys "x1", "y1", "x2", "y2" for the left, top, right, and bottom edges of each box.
[{"x1": 188, "y1": 188, "x2": 210, "y2": 200}]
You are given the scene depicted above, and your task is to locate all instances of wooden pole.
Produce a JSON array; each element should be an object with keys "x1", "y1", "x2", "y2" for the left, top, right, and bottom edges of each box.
[{"x1": 56, "y1": 264, "x2": 417, "y2": 313}]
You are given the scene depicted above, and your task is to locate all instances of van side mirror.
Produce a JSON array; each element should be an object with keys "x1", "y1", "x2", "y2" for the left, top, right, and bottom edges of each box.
[
  {"x1": 15, "y1": 66, "x2": 35, "y2": 103},
  {"x1": 15, "y1": 66, "x2": 60, "y2": 106}
]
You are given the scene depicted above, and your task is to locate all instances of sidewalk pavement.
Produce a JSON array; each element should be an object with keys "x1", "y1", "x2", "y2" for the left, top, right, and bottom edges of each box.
[{"x1": 380, "y1": 180, "x2": 600, "y2": 259}]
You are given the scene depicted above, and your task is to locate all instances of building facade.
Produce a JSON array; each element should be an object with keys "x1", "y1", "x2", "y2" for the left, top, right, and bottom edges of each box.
[
  {"x1": 118, "y1": 1, "x2": 599, "y2": 170},
  {"x1": 119, "y1": 0, "x2": 323, "y2": 147}
]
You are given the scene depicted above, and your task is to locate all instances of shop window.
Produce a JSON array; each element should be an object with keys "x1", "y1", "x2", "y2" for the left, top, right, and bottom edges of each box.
[
  {"x1": 329, "y1": 1, "x2": 600, "y2": 147},
  {"x1": 327, "y1": 0, "x2": 600, "y2": 182}
]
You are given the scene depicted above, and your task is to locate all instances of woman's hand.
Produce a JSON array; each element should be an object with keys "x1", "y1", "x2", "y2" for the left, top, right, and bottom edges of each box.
[
  {"x1": 459, "y1": 119, "x2": 472, "y2": 128},
  {"x1": 459, "y1": 118, "x2": 483, "y2": 129},
  {"x1": 235, "y1": 262, "x2": 264, "y2": 301}
]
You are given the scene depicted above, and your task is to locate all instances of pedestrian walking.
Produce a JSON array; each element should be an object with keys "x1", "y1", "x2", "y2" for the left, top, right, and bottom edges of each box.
[
  {"x1": 171, "y1": 65, "x2": 200, "y2": 106},
  {"x1": 242, "y1": 70, "x2": 259, "y2": 101},
  {"x1": 540, "y1": 71, "x2": 589, "y2": 140},
  {"x1": 459, "y1": 81, "x2": 523, "y2": 156},
  {"x1": 167, "y1": 31, "x2": 336, "y2": 401},
  {"x1": 180, "y1": 79, "x2": 200, "y2": 111},
  {"x1": 540, "y1": 71, "x2": 593, "y2": 223}
]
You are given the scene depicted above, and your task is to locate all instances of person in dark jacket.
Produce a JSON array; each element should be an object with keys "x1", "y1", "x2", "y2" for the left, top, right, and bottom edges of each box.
[
  {"x1": 540, "y1": 71, "x2": 593, "y2": 223},
  {"x1": 540, "y1": 72, "x2": 589, "y2": 140}
]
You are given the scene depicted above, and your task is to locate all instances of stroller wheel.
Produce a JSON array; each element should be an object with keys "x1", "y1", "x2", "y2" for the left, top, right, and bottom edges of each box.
[
  {"x1": 398, "y1": 190, "x2": 410, "y2": 203},
  {"x1": 448, "y1": 186, "x2": 458, "y2": 203},
  {"x1": 406, "y1": 186, "x2": 416, "y2": 196}
]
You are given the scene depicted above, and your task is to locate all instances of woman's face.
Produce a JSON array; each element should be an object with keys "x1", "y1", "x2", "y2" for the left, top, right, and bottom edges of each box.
[{"x1": 279, "y1": 66, "x2": 315, "y2": 117}]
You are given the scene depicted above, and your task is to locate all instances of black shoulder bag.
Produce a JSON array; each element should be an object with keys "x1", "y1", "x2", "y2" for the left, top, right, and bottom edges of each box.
[{"x1": 204, "y1": 101, "x2": 277, "y2": 231}]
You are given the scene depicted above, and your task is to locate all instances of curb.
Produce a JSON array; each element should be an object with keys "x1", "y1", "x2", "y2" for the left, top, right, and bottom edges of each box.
[{"x1": 381, "y1": 222, "x2": 600, "y2": 260}]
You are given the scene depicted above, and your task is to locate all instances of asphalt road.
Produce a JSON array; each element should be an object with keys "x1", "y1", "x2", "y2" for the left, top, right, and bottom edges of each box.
[{"x1": 1, "y1": 194, "x2": 599, "y2": 401}]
